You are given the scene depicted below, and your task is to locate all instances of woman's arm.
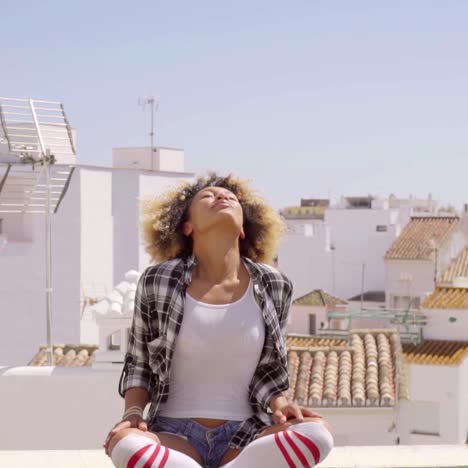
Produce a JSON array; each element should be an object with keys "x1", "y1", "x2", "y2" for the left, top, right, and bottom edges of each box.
[
  {"x1": 124, "y1": 387, "x2": 151, "y2": 414},
  {"x1": 119, "y1": 270, "x2": 153, "y2": 397}
]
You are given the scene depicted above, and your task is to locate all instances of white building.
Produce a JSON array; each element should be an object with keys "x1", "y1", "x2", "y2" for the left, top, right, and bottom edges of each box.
[
  {"x1": 0, "y1": 146, "x2": 194, "y2": 365},
  {"x1": 401, "y1": 284, "x2": 468, "y2": 445},
  {"x1": 384, "y1": 216, "x2": 468, "y2": 310},
  {"x1": 279, "y1": 195, "x2": 439, "y2": 302},
  {"x1": 287, "y1": 289, "x2": 348, "y2": 335}
]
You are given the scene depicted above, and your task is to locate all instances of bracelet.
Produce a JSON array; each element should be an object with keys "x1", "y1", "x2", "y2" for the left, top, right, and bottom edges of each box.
[{"x1": 122, "y1": 406, "x2": 143, "y2": 420}]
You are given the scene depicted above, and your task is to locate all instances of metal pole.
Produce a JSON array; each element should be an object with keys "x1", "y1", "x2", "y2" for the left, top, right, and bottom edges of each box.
[
  {"x1": 44, "y1": 150, "x2": 54, "y2": 365},
  {"x1": 360, "y1": 262, "x2": 366, "y2": 312},
  {"x1": 29, "y1": 99, "x2": 54, "y2": 365},
  {"x1": 331, "y1": 244, "x2": 336, "y2": 295},
  {"x1": 149, "y1": 97, "x2": 155, "y2": 171}
]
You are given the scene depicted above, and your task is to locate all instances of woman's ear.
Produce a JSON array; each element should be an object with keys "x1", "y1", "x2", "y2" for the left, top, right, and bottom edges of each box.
[
  {"x1": 183, "y1": 221, "x2": 193, "y2": 237},
  {"x1": 240, "y1": 229, "x2": 245, "y2": 240}
]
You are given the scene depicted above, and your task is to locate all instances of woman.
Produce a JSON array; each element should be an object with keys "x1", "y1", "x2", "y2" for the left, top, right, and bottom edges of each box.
[{"x1": 105, "y1": 173, "x2": 333, "y2": 468}]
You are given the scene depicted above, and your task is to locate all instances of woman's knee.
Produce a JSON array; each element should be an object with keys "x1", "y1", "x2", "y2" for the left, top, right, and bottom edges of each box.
[
  {"x1": 108, "y1": 428, "x2": 159, "y2": 457},
  {"x1": 257, "y1": 417, "x2": 334, "y2": 463},
  {"x1": 257, "y1": 417, "x2": 332, "y2": 439},
  {"x1": 289, "y1": 419, "x2": 334, "y2": 461},
  {"x1": 300, "y1": 416, "x2": 333, "y2": 435}
]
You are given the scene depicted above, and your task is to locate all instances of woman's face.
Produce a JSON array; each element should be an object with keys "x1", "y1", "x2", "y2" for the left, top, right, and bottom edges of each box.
[{"x1": 184, "y1": 186, "x2": 244, "y2": 238}]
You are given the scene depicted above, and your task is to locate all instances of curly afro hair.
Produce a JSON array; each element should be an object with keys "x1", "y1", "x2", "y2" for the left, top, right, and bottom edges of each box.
[{"x1": 141, "y1": 172, "x2": 285, "y2": 264}]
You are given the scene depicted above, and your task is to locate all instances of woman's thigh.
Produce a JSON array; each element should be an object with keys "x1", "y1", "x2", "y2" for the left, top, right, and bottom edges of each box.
[
  {"x1": 156, "y1": 432, "x2": 203, "y2": 465},
  {"x1": 219, "y1": 447, "x2": 242, "y2": 466}
]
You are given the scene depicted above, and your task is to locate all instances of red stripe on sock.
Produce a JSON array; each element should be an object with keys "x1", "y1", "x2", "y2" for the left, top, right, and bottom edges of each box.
[
  {"x1": 159, "y1": 446, "x2": 170, "y2": 468},
  {"x1": 143, "y1": 444, "x2": 161, "y2": 468},
  {"x1": 291, "y1": 431, "x2": 321, "y2": 465},
  {"x1": 128, "y1": 444, "x2": 153, "y2": 468},
  {"x1": 274, "y1": 432, "x2": 297, "y2": 468},
  {"x1": 283, "y1": 431, "x2": 310, "y2": 468}
]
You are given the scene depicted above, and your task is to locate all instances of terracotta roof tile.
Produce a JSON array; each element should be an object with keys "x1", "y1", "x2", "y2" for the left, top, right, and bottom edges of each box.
[
  {"x1": 287, "y1": 336, "x2": 348, "y2": 348},
  {"x1": 285, "y1": 330, "x2": 409, "y2": 407},
  {"x1": 384, "y1": 216, "x2": 459, "y2": 261},
  {"x1": 440, "y1": 247, "x2": 468, "y2": 284},
  {"x1": 28, "y1": 344, "x2": 98, "y2": 367},
  {"x1": 293, "y1": 290, "x2": 348, "y2": 307},
  {"x1": 402, "y1": 339, "x2": 468, "y2": 366},
  {"x1": 422, "y1": 287, "x2": 468, "y2": 309}
]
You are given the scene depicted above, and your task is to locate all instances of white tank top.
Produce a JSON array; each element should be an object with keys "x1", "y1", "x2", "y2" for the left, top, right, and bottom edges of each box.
[{"x1": 157, "y1": 279, "x2": 265, "y2": 420}]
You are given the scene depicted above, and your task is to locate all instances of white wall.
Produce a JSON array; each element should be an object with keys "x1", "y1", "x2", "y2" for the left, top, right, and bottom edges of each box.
[
  {"x1": 112, "y1": 170, "x2": 140, "y2": 284},
  {"x1": 279, "y1": 206, "x2": 405, "y2": 302},
  {"x1": 325, "y1": 208, "x2": 399, "y2": 300},
  {"x1": 318, "y1": 408, "x2": 399, "y2": 446},
  {"x1": 458, "y1": 357, "x2": 468, "y2": 444},
  {"x1": 278, "y1": 228, "x2": 332, "y2": 300},
  {"x1": 113, "y1": 147, "x2": 185, "y2": 173},
  {"x1": 422, "y1": 307, "x2": 468, "y2": 341},
  {"x1": 408, "y1": 363, "x2": 464, "y2": 444},
  {"x1": 0, "y1": 167, "x2": 81, "y2": 366},
  {"x1": 287, "y1": 305, "x2": 329, "y2": 335},
  {"x1": 80, "y1": 168, "x2": 114, "y2": 297},
  {"x1": 0, "y1": 366, "x2": 123, "y2": 450}
]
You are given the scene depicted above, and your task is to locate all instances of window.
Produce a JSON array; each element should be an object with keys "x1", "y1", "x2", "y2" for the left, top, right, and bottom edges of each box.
[
  {"x1": 410, "y1": 401, "x2": 440, "y2": 436},
  {"x1": 376, "y1": 225, "x2": 388, "y2": 232},
  {"x1": 107, "y1": 330, "x2": 121, "y2": 351},
  {"x1": 309, "y1": 314, "x2": 316, "y2": 335}
]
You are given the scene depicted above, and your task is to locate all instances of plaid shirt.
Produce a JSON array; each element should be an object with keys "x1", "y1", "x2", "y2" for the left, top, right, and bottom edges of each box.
[{"x1": 118, "y1": 254, "x2": 293, "y2": 449}]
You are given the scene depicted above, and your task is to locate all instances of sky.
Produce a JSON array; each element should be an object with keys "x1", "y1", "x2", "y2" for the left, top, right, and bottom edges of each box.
[{"x1": 1, "y1": 0, "x2": 467, "y2": 210}]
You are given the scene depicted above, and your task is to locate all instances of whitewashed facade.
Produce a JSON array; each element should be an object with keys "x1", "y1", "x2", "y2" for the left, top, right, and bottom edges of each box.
[
  {"x1": 407, "y1": 359, "x2": 468, "y2": 445},
  {"x1": 385, "y1": 219, "x2": 468, "y2": 310},
  {"x1": 278, "y1": 195, "x2": 437, "y2": 302}
]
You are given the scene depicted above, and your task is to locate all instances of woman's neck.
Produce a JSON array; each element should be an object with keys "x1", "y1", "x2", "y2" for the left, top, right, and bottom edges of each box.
[{"x1": 192, "y1": 235, "x2": 242, "y2": 284}]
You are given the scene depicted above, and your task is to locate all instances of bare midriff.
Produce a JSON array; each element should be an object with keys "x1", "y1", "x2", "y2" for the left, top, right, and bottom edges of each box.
[{"x1": 192, "y1": 417, "x2": 228, "y2": 428}]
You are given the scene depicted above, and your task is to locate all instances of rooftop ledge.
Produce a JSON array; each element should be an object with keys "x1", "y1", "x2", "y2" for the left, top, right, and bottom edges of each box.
[{"x1": 0, "y1": 445, "x2": 467, "y2": 468}]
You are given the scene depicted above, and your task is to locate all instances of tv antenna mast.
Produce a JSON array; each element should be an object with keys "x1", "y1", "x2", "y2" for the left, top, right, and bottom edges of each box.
[
  {"x1": 138, "y1": 96, "x2": 159, "y2": 171},
  {"x1": 0, "y1": 97, "x2": 76, "y2": 365}
]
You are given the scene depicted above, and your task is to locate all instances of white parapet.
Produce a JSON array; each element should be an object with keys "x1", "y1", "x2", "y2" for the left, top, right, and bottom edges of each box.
[{"x1": 91, "y1": 270, "x2": 140, "y2": 368}]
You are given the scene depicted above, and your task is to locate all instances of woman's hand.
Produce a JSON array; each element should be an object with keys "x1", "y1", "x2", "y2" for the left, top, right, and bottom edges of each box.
[
  {"x1": 272, "y1": 402, "x2": 323, "y2": 425},
  {"x1": 103, "y1": 414, "x2": 148, "y2": 456}
]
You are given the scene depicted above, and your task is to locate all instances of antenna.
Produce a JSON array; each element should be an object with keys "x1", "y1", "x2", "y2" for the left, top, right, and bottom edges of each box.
[{"x1": 138, "y1": 95, "x2": 159, "y2": 171}]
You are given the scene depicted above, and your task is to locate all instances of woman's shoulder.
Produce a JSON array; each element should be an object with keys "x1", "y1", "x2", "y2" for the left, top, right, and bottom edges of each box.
[
  {"x1": 140, "y1": 258, "x2": 185, "y2": 282},
  {"x1": 246, "y1": 259, "x2": 293, "y2": 291}
]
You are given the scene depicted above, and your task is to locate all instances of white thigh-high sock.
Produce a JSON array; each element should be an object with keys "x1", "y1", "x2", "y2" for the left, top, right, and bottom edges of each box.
[
  {"x1": 111, "y1": 433, "x2": 202, "y2": 468},
  {"x1": 222, "y1": 421, "x2": 333, "y2": 468}
]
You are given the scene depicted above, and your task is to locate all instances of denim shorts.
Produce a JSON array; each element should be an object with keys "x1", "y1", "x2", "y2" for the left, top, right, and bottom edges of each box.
[{"x1": 150, "y1": 415, "x2": 243, "y2": 468}]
